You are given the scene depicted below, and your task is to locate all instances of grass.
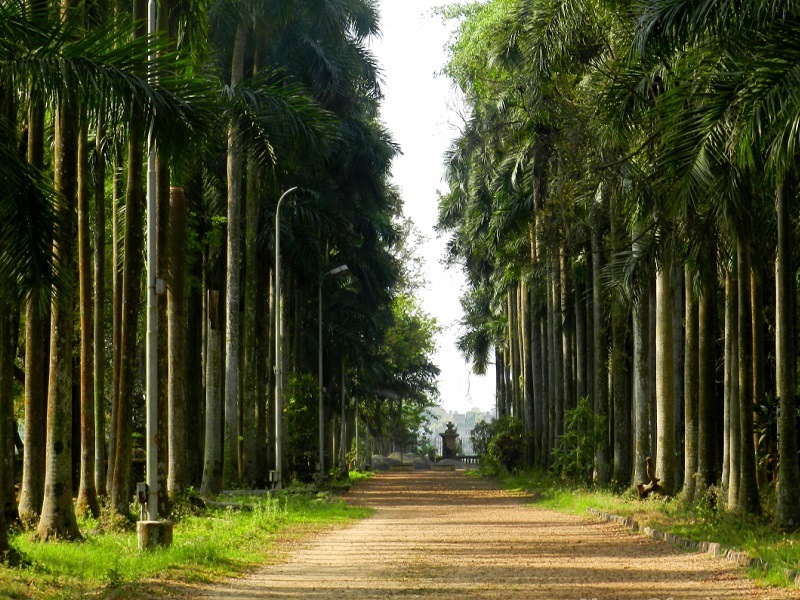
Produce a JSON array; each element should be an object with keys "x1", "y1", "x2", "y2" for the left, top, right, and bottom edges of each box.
[
  {"x1": 0, "y1": 489, "x2": 371, "y2": 599},
  {"x1": 495, "y1": 469, "x2": 800, "y2": 589}
]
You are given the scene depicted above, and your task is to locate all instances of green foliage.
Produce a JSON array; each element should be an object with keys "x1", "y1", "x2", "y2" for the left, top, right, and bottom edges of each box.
[
  {"x1": 286, "y1": 374, "x2": 319, "y2": 482},
  {"x1": 0, "y1": 494, "x2": 369, "y2": 598},
  {"x1": 470, "y1": 419, "x2": 494, "y2": 457},
  {"x1": 484, "y1": 416, "x2": 526, "y2": 473},
  {"x1": 551, "y1": 397, "x2": 606, "y2": 484}
]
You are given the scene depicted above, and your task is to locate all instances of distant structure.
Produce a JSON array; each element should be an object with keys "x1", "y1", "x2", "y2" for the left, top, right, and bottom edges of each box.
[
  {"x1": 426, "y1": 407, "x2": 493, "y2": 455},
  {"x1": 439, "y1": 422, "x2": 459, "y2": 459}
]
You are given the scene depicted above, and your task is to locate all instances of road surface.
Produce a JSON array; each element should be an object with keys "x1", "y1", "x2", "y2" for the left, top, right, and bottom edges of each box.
[{"x1": 200, "y1": 471, "x2": 795, "y2": 599}]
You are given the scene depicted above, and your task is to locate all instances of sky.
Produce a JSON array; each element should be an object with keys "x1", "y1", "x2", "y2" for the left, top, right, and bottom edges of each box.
[{"x1": 369, "y1": 1, "x2": 496, "y2": 415}]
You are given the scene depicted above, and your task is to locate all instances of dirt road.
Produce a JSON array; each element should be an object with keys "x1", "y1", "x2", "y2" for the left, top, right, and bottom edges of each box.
[{"x1": 202, "y1": 471, "x2": 797, "y2": 599}]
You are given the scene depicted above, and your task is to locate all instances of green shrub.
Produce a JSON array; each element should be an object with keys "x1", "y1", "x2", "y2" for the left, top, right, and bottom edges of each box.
[
  {"x1": 485, "y1": 416, "x2": 526, "y2": 473},
  {"x1": 551, "y1": 397, "x2": 605, "y2": 484},
  {"x1": 470, "y1": 419, "x2": 494, "y2": 457}
]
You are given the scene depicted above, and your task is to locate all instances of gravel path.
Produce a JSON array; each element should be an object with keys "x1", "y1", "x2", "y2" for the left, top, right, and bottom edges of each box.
[{"x1": 202, "y1": 471, "x2": 797, "y2": 599}]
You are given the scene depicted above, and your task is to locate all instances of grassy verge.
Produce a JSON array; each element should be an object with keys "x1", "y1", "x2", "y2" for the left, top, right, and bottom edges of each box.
[
  {"x1": 496, "y1": 469, "x2": 800, "y2": 589},
  {"x1": 0, "y1": 486, "x2": 371, "y2": 599}
]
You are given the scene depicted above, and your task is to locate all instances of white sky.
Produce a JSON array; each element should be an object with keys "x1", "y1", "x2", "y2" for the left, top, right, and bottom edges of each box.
[{"x1": 370, "y1": 1, "x2": 496, "y2": 414}]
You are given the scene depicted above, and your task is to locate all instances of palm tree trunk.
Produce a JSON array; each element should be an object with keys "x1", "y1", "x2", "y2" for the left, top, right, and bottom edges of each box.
[
  {"x1": 93, "y1": 117, "x2": 107, "y2": 497},
  {"x1": 0, "y1": 304, "x2": 16, "y2": 524},
  {"x1": 107, "y1": 144, "x2": 123, "y2": 490},
  {"x1": 552, "y1": 251, "x2": 564, "y2": 442},
  {"x1": 37, "y1": 92, "x2": 81, "y2": 540},
  {"x1": 575, "y1": 269, "x2": 587, "y2": 403},
  {"x1": 697, "y1": 288, "x2": 716, "y2": 487},
  {"x1": 611, "y1": 293, "x2": 631, "y2": 488},
  {"x1": 201, "y1": 290, "x2": 224, "y2": 495},
  {"x1": 184, "y1": 170, "x2": 204, "y2": 486},
  {"x1": 495, "y1": 348, "x2": 506, "y2": 418},
  {"x1": 736, "y1": 240, "x2": 760, "y2": 514},
  {"x1": 76, "y1": 118, "x2": 99, "y2": 518},
  {"x1": 110, "y1": 114, "x2": 146, "y2": 518},
  {"x1": 167, "y1": 187, "x2": 187, "y2": 499},
  {"x1": 520, "y1": 281, "x2": 533, "y2": 465},
  {"x1": 241, "y1": 50, "x2": 262, "y2": 485},
  {"x1": 19, "y1": 61, "x2": 48, "y2": 526},
  {"x1": 726, "y1": 268, "x2": 740, "y2": 507},
  {"x1": 750, "y1": 266, "x2": 766, "y2": 485},
  {"x1": 633, "y1": 273, "x2": 651, "y2": 487},
  {"x1": 655, "y1": 259, "x2": 675, "y2": 495},
  {"x1": 156, "y1": 158, "x2": 170, "y2": 518},
  {"x1": 682, "y1": 271, "x2": 699, "y2": 502},
  {"x1": 775, "y1": 179, "x2": 800, "y2": 530},
  {"x1": 592, "y1": 214, "x2": 610, "y2": 485},
  {"x1": 223, "y1": 23, "x2": 248, "y2": 488},
  {"x1": 562, "y1": 251, "x2": 575, "y2": 418},
  {"x1": 672, "y1": 264, "x2": 685, "y2": 487}
]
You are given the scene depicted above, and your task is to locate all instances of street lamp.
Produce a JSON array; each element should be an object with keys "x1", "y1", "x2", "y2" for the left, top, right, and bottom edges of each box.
[
  {"x1": 274, "y1": 186, "x2": 298, "y2": 490},
  {"x1": 318, "y1": 264, "x2": 349, "y2": 480}
]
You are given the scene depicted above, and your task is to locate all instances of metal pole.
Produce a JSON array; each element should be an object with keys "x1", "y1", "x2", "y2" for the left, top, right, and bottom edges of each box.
[
  {"x1": 274, "y1": 187, "x2": 297, "y2": 490},
  {"x1": 145, "y1": 0, "x2": 158, "y2": 522}
]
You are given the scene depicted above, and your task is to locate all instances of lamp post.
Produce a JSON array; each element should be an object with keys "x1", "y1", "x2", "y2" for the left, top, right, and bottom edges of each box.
[
  {"x1": 144, "y1": 0, "x2": 158, "y2": 523},
  {"x1": 274, "y1": 186, "x2": 298, "y2": 490},
  {"x1": 318, "y1": 264, "x2": 349, "y2": 480}
]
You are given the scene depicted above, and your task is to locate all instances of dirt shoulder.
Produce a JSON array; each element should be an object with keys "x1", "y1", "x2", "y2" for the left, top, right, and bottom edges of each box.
[{"x1": 199, "y1": 471, "x2": 797, "y2": 599}]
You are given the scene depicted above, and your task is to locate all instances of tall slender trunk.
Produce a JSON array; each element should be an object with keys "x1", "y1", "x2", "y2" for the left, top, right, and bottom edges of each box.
[
  {"x1": 532, "y1": 279, "x2": 545, "y2": 467},
  {"x1": 507, "y1": 290, "x2": 518, "y2": 418},
  {"x1": 633, "y1": 271, "x2": 651, "y2": 487},
  {"x1": 736, "y1": 240, "x2": 760, "y2": 514},
  {"x1": 726, "y1": 269, "x2": 741, "y2": 507},
  {"x1": 575, "y1": 270, "x2": 587, "y2": 404},
  {"x1": 672, "y1": 266, "x2": 686, "y2": 488},
  {"x1": 495, "y1": 348, "x2": 506, "y2": 419},
  {"x1": 520, "y1": 281, "x2": 533, "y2": 466},
  {"x1": 93, "y1": 117, "x2": 107, "y2": 497},
  {"x1": 107, "y1": 145, "x2": 123, "y2": 490},
  {"x1": 552, "y1": 251, "x2": 564, "y2": 442},
  {"x1": 156, "y1": 160, "x2": 170, "y2": 518},
  {"x1": 19, "y1": 51, "x2": 48, "y2": 525},
  {"x1": 76, "y1": 118, "x2": 99, "y2": 518},
  {"x1": 110, "y1": 114, "x2": 146, "y2": 517},
  {"x1": 184, "y1": 171, "x2": 204, "y2": 486},
  {"x1": 37, "y1": 91, "x2": 81, "y2": 540},
  {"x1": 750, "y1": 266, "x2": 766, "y2": 485},
  {"x1": 201, "y1": 290, "x2": 224, "y2": 495},
  {"x1": 682, "y1": 272, "x2": 699, "y2": 502},
  {"x1": 561, "y1": 252, "x2": 575, "y2": 420},
  {"x1": 167, "y1": 187, "x2": 187, "y2": 498},
  {"x1": 697, "y1": 288, "x2": 716, "y2": 486},
  {"x1": 775, "y1": 180, "x2": 800, "y2": 530},
  {"x1": 223, "y1": 23, "x2": 248, "y2": 488},
  {"x1": 611, "y1": 289, "x2": 631, "y2": 488},
  {"x1": 0, "y1": 303, "x2": 16, "y2": 524},
  {"x1": 592, "y1": 215, "x2": 610, "y2": 484},
  {"x1": 655, "y1": 259, "x2": 675, "y2": 495}
]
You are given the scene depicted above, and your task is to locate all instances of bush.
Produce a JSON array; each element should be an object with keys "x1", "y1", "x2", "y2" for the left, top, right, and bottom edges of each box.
[
  {"x1": 551, "y1": 397, "x2": 605, "y2": 484},
  {"x1": 470, "y1": 419, "x2": 494, "y2": 457},
  {"x1": 485, "y1": 416, "x2": 526, "y2": 473}
]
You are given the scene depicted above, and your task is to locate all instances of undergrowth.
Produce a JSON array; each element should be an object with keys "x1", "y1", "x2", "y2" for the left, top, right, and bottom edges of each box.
[
  {"x1": 494, "y1": 468, "x2": 800, "y2": 589},
  {"x1": 0, "y1": 491, "x2": 370, "y2": 599}
]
